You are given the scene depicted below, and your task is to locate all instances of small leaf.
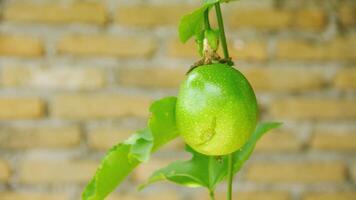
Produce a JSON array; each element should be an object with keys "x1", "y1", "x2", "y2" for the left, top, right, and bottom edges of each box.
[
  {"x1": 82, "y1": 97, "x2": 179, "y2": 200},
  {"x1": 178, "y1": 5, "x2": 208, "y2": 43}
]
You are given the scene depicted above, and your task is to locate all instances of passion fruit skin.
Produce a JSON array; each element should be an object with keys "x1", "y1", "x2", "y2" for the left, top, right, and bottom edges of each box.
[{"x1": 176, "y1": 63, "x2": 258, "y2": 156}]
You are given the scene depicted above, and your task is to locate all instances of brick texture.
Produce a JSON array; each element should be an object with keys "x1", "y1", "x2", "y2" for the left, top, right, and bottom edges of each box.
[
  {"x1": 0, "y1": 97, "x2": 44, "y2": 119},
  {"x1": 0, "y1": 160, "x2": 10, "y2": 182},
  {"x1": 3, "y1": 3, "x2": 106, "y2": 24},
  {"x1": 115, "y1": 6, "x2": 191, "y2": 26},
  {"x1": 0, "y1": 126, "x2": 80, "y2": 149},
  {"x1": 117, "y1": 67, "x2": 186, "y2": 88},
  {"x1": 0, "y1": 36, "x2": 43, "y2": 57},
  {"x1": 57, "y1": 36, "x2": 156, "y2": 57},
  {"x1": 2, "y1": 67, "x2": 105, "y2": 90},
  {"x1": 351, "y1": 162, "x2": 356, "y2": 182},
  {"x1": 19, "y1": 159, "x2": 97, "y2": 184},
  {"x1": 270, "y1": 98, "x2": 356, "y2": 120},
  {"x1": 88, "y1": 127, "x2": 134, "y2": 150},
  {"x1": 0, "y1": 192, "x2": 68, "y2": 200},
  {"x1": 240, "y1": 67, "x2": 325, "y2": 92},
  {"x1": 199, "y1": 191, "x2": 291, "y2": 200},
  {"x1": 303, "y1": 192, "x2": 356, "y2": 200},
  {"x1": 246, "y1": 162, "x2": 346, "y2": 183},
  {"x1": 108, "y1": 191, "x2": 181, "y2": 200},
  {"x1": 311, "y1": 125, "x2": 356, "y2": 151},
  {"x1": 334, "y1": 68, "x2": 356, "y2": 90},
  {"x1": 51, "y1": 94, "x2": 152, "y2": 119},
  {"x1": 276, "y1": 36, "x2": 356, "y2": 60},
  {"x1": 255, "y1": 130, "x2": 301, "y2": 152}
]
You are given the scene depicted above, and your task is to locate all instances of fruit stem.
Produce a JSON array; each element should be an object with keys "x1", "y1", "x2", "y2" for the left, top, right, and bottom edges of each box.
[
  {"x1": 214, "y1": 2, "x2": 230, "y2": 60},
  {"x1": 227, "y1": 154, "x2": 233, "y2": 200},
  {"x1": 204, "y1": 9, "x2": 211, "y2": 30},
  {"x1": 209, "y1": 190, "x2": 215, "y2": 200}
]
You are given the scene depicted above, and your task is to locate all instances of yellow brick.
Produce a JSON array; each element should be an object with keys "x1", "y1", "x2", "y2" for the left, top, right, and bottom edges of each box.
[
  {"x1": 168, "y1": 39, "x2": 199, "y2": 58},
  {"x1": 276, "y1": 36, "x2": 356, "y2": 60},
  {"x1": 0, "y1": 126, "x2": 80, "y2": 149},
  {"x1": 0, "y1": 192, "x2": 68, "y2": 200},
  {"x1": 4, "y1": 3, "x2": 106, "y2": 24},
  {"x1": 230, "y1": 41, "x2": 268, "y2": 61},
  {"x1": 0, "y1": 97, "x2": 44, "y2": 119},
  {"x1": 88, "y1": 127, "x2": 134, "y2": 151},
  {"x1": 293, "y1": 9, "x2": 326, "y2": 30},
  {"x1": 198, "y1": 191, "x2": 291, "y2": 200},
  {"x1": 303, "y1": 192, "x2": 356, "y2": 200},
  {"x1": 19, "y1": 159, "x2": 97, "y2": 184},
  {"x1": 116, "y1": 5, "x2": 191, "y2": 26},
  {"x1": 2, "y1": 67, "x2": 105, "y2": 90},
  {"x1": 339, "y1": 4, "x2": 356, "y2": 26},
  {"x1": 351, "y1": 162, "x2": 356, "y2": 182},
  {"x1": 0, "y1": 160, "x2": 10, "y2": 182},
  {"x1": 108, "y1": 190, "x2": 181, "y2": 200},
  {"x1": 51, "y1": 94, "x2": 152, "y2": 119},
  {"x1": 255, "y1": 130, "x2": 301, "y2": 152},
  {"x1": 159, "y1": 137, "x2": 185, "y2": 151},
  {"x1": 168, "y1": 39, "x2": 267, "y2": 61},
  {"x1": 270, "y1": 98, "x2": 356, "y2": 120},
  {"x1": 240, "y1": 67, "x2": 325, "y2": 92},
  {"x1": 334, "y1": 68, "x2": 356, "y2": 90},
  {"x1": 57, "y1": 36, "x2": 156, "y2": 57},
  {"x1": 246, "y1": 161, "x2": 346, "y2": 183},
  {"x1": 229, "y1": 9, "x2": 291, "y2": 29},
  {"x1": 0, "y1": 36, "x2": 43, "y2": 57},
  {"x1": 117, "y1": 67, "x2": 186, "y2": 88},
  {"x1": 311, "y1": 125, "x2": 356, "y2": 151}
]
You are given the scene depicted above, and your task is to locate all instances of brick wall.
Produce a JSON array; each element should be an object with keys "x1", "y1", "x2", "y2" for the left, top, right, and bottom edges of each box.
[{"x1": 0, "y1": 0, "x2": 355, "y2": 200}]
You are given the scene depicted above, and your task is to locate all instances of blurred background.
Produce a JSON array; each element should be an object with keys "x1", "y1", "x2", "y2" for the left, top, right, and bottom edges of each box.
[{"x1": 0, "y1": 0, "x2": 355, "y2": 199}]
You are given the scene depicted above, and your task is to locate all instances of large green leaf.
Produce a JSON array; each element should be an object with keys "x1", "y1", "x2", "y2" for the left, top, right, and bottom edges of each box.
[
  {"x1": 82, "y1": 97, "x2": 179, "y2": 200},
  {"x1": 140, "y1": 122, "x2": 281, "y2": 193}
]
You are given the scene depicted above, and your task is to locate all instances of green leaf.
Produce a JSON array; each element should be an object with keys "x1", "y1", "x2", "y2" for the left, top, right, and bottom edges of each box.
[
  {"x1": 232, "y1": 122, "x2": 282, "y2": 173},
  {"x1": 82, "y1": 97, "x2": 179, "y2": 200},
  {"x1": 139, "y1": 145, "x2": 228, "y2": 192},
  {"x1": 140, "y1": 122, "x2": 281, "y2": 193},
  {"x1": 149, "y1": 96, "x2": 179, "y2": 150},
  {"x1": 125, "y1": 128, "x2": 153, "y2": 162},
  {"x1": 178, "y1": 5, "x2": 208, "y2": 43}
]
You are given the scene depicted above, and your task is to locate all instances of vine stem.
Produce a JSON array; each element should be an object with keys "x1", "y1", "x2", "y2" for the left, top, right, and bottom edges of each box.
[
  {"x1": 214, "y1": 2, "x2": 230, "y2": 60},
  {"x1": 214, "y1": 2, "x2": 234, "y2": 199},
  {"x1": 204, "y1": 9, "x2": 211, "y2": 30},
  {"x1": 227, "y1": 154, "x2": 233, "y2": 200},
  {"x1": 209, "y1": 190, "x2": 215, "y2": 200}
]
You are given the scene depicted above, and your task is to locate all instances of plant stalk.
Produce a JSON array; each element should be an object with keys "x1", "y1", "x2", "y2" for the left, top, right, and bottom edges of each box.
[
  {"x1": 214, "y1": 2, "x2": 230, "y2": 60},
  {"x1": 227, "y1": 154, "x2": 233, "y2": 200},
  {"x1": 209, "y1": 190, "x2": 215, "y2": 200},
  {"x1": 204, "y1": 9, "x2": 211, "y2": 30},
  {"x1": 214, "y1": 2, "x2": 234, "y2": 198}
]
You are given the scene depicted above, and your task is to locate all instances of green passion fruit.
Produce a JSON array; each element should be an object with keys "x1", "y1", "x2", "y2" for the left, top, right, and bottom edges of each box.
[{"x1": 176, "y1": 63, "x2": 258, "y2": 155}]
